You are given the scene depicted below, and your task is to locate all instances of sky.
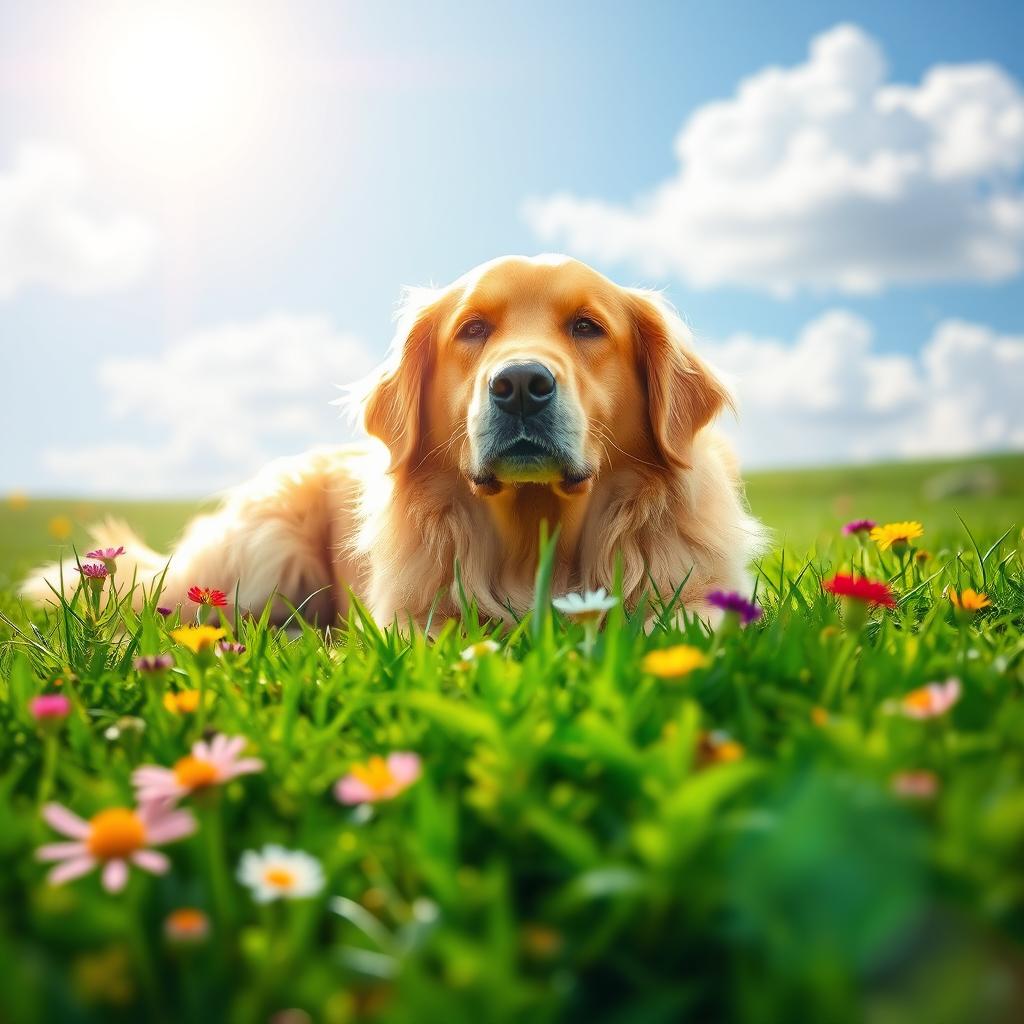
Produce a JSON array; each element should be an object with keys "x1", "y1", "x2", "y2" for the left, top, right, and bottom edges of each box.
[{"x1": 2, "y1": 0, "x2": 1023, "y2": 495}]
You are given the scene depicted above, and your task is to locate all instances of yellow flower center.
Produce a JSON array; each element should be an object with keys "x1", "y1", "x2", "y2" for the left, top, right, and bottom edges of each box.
[
  {"x1": 87, "y1": 808, "x2": 146, "y2": 859},
  {"x1": 173, "y1": 755, "x2": 220, "y2": 789},
  {"x1": 351, "y1": 756, "x2": 397, "y2": 796},
  {"x1": 904, "y1": 689, "x2": 933, "y2": 712},
  {"x1": 264, "y1": 867, "x2": 296, "y2": 890}
]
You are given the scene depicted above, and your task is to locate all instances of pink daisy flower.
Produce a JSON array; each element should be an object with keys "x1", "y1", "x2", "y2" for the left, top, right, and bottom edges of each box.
[
  {"x1": 37, "y1": 801, "x2": 196, "y2": 893},
  {"x1": 132, "y1": 734, "x2": 264, "y2": 803},
  {"x1": 900, "y1": 678, "x2": 962, "y2": 720},
  {"x1": 77, "y1": 563, "x2": 108, "y2": 580},
  {"x1": 334, "y1": 752, "x2": 422, "y2": 805}
]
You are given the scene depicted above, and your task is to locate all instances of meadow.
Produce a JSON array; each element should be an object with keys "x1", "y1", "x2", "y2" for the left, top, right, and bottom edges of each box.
[{"x1": 0, "y1": 452, "x2": 1022, "y2": 1023}]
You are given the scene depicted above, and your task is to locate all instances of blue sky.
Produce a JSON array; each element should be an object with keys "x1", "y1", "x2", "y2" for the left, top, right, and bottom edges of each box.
[{"x1": 2, "y1": 0, "x2": 1023, "y2": 494}]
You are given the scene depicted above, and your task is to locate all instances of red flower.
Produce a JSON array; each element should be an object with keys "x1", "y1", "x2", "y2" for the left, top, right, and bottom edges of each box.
[
  {"x1": 822, "y1": 573, "x2": 895, "y2": 609},
  {"x1": 187, "y1": 586, "x2": 228, "y2": 608}
]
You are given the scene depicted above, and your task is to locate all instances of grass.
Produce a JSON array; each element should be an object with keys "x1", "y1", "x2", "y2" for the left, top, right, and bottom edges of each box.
[{"x1": 0, "y1": 453, "x2": 1022, "y2": 1023}]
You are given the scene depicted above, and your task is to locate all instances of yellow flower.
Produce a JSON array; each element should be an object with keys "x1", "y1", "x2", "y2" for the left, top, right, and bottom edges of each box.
[
  {"x1": 163, "y1": 690, "x2": 203, "y2": 714},
  {"x1": 948, "y1": 588, "x2": 991, "y2": 612},
  {"x1": 48, "y1": 515, "x2": 73, "y2": 540},
  {"x1": 170, "y1": 625, "x2": 225, "y2": 654},
  {"x1": 870, "y1": 521, "x2": 923, "y2": 552},
  {"x1": 641, "y1": 645, "x2": 708, "y2": 678},
  {"x1": 7, "y1": 491, "x2": 29, "y2": 509}
]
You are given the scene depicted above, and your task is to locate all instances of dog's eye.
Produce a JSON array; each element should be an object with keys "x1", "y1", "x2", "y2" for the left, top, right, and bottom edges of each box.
[
  {"x1": 570, "y1": 316, "x2": 604, "y2": 339},
  {"x1": 457, "y1": 319, "x2": 491, "y2": 342}
]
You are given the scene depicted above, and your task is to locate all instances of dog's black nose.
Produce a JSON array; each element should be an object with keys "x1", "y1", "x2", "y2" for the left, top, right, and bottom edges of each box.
[{"x1": 488, "y1": 361, "x2": 556, "y2": 417}]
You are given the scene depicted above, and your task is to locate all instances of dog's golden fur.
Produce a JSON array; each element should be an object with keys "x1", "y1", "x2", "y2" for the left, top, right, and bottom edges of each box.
[{"x1": 23, "y1": 255, "x2": 766, "y2": 625}]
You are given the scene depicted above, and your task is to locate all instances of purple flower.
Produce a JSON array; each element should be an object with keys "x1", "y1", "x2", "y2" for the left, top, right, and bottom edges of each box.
[
  {"x1": 77, "y1": 562, "x2": 108, "y2": 580},
  {"x1": 218, "y1": 641, "x2": 246, "y2": 655},
  {"x1": 156, "y1": 606, "x2": 173, "y2": 617},
  {"x1": 134, "y1": 653, "x2": 174, "y2": 673},
  {"x1": 842, "y1": 519, "x2": 876, "y2": 536},
  {"x1": 706, "y1": 590, "x2": 762, "y2": 625}
]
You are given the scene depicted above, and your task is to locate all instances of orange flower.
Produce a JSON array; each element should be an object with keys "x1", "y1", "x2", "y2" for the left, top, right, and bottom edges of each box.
[{"x1": 948, "y1": 588, "x2": 991, "y2": 613}]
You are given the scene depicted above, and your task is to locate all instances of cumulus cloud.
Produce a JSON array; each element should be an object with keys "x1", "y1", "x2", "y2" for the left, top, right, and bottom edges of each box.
[
  {"x1": 0, "y1": 142, "x2": 156, "y2": 299},
  {"x1": 525, "y1": 24, "x2": 1024, "y2": 294},
  {"x1": 43, "y1": 315, "x2": 377, "y2": 494},
  {"x1": 703, "y1": 313, "x2": 1024, "y2": 466}
]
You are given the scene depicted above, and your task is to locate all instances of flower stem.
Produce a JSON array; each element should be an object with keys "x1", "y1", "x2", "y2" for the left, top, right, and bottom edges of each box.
[{"x1": 37, "y1": 733, "x2": 58, "y2": 805}]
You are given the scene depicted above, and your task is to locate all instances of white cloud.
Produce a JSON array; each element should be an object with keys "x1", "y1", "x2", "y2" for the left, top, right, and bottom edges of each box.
[
  {"x1": 524, "y1": 24, "x2": 1024, "y2": 294},
  {"x1": 0, "y1": 142, "x2": 156, "y2": 299},
  {"x1": 43, "y1": 315, "x2": 376, "y2": 494},
  {"x1": 704, "y1": 313, "x2": 1024, "y2": 466}
]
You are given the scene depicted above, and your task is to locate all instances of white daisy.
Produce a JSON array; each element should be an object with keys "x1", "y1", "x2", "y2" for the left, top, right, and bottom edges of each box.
[
  {"x1": 459, "y1": 639, "x2": 501, "y2": 662},
  {"x1": 552, "y1": 588, "x2": 618, "y2": 625},
  {"x1": 237, "y1": 845, "x2": 325, "y2": 903}
]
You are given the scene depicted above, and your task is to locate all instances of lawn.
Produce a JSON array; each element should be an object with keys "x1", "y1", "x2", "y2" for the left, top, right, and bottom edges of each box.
[{"x1": 0, "y1": 453, "x2": 1022, "y2": 1023}]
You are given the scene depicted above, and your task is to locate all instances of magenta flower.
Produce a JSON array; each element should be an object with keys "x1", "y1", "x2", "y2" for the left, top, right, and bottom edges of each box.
[
  {"x1": 842, "y1": 519, "x2": 877, "y2": 536},
  {"x1": 77, "y1": 563, "x2": 108, "y2": 580},
  {"x1": 132, "y1": 734, "x2": 264, "y2": 803},
  {"x1": 156, "y1": 607, "x2": 173, "y2": 617},
  {"x1": 37, "y1": 801, "x2": 196, "y2": 893},
  {"x1": 218, "y1": 641, "x2": 247, "y2": 655},
  {"x1": 85, "y1": 546, "x2": 124, "y2": 561},
  {"x1": 335, "y1": 752, "x2": 422, "y2": 805},
  {"x1": 29, "y1": 694, "x2": 71, "y2": 721},
  {"x1": 706, "y1": 591, "x2": 762, "y2": 625},
  {"x1": 134, "y1": 654, "x2": 173, "y2": 673}
]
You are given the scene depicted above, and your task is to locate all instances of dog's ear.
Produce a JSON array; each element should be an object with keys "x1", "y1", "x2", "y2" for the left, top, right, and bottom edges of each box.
[
  {"x1": 363, "y1": 287, "x2": 443, "y2": 476},
  {"x1": 629, "y1": 289, "x2": 733, "y2": 471}
]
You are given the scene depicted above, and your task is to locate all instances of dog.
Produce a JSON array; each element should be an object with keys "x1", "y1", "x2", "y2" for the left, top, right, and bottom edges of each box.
[{"x1": 23, "y1": 254, "x2": 767, "y2": 626}]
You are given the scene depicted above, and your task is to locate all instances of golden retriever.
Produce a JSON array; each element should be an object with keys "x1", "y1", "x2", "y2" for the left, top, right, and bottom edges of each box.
[{"x1": 24, "y1": 255, "x2": 766, "y2": 626}]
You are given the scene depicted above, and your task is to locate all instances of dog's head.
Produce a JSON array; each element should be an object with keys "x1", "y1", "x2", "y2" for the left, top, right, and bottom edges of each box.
[{"x1": 363, "y1": 255, "x2": 731, "y2": 493}]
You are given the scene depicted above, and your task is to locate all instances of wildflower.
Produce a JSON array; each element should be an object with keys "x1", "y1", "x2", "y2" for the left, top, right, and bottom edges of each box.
[
  {"x1": 237, "y1": 845, "x2": 325, "y2": 903},
  {"x1": 187, "y1": 586, "x2": 228, "y2": 608},
  {"x1": 891, "y1": 771, "x2": 939, "y2": 799},
  {"x1": 48, "y1": 515, "x2": 73, "y2": 540},
  {"x1": 823, "y1": 573, "x2": 896, "y2": 608},
  {"x1": 29, "y1": 694, "x2": 71, "y2": 721},
  {"x1": 7, "y1": 490, "x2": 29, "y2": 509},
  {"x1": 335, "y1": 752, "x2": 422, "y2": 805},
  {"x1": 810, "y1": 706, "x2": 829, "y2": 727},
  {"x1": 697, "y1": 730, "x2": 744, "y2": 766},
  {"x1": 552, "y1": 588, "x2": 618, "y2": 626},
  {"x1": 459, "y1": 640, "x2": 500, "y2": 661},
  {"x1": 842, "y1": 519, "x2": 876, "y2": 536},
  {"x1": 915, "y1": 550, "x2": 931, "y2": 564},
  {"x1": 218, "y1": 641, "x2": 246, "y2": 655},
  {"x1": 77, "y1": 562, "x2": 108, "y2": 583},
  {"x1": 706, "y1": 590, "x2": 762, "y2": 626},
  {"x1": 133, "y1": 734, "x2": 263, "y2": 802},
  {"x1": 37, "y1": 801, "x2": 196, "y2": 893},
  {"x1": 134, "y1": 653, "x2": 173, "y2": 674},
  {"x1": 163, "y1": 690, "x2": 203, "y2": 714},
  {"x1": 641, "y1": 645, "x2": 708, "y2": 678},
  {"x1": 170, "y1": 625, "x2": 226, "y2": 654},
  {"x1": 164, "y1": 908, "x2": 210, "y2": 945},
  {"x1": 85, "y1": 546, "x2": 124, "y2": 574},
  {"x1": 156, "y1": 606, "x2": 173, "y2": 617},
  {"x1": 870, "y1": 521, "x2": 924, "y2": 554},
  {"x1": 948, "y1": 588, "x2": 991, "y2": 614},
  {"x1": 899, "y1": 678, "x2": 961, "y2": 720}
]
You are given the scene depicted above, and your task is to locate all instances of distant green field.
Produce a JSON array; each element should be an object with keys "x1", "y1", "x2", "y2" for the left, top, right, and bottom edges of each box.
[{"x1": 3, "y1": 453, "x2": 1021, "y2": 589}]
